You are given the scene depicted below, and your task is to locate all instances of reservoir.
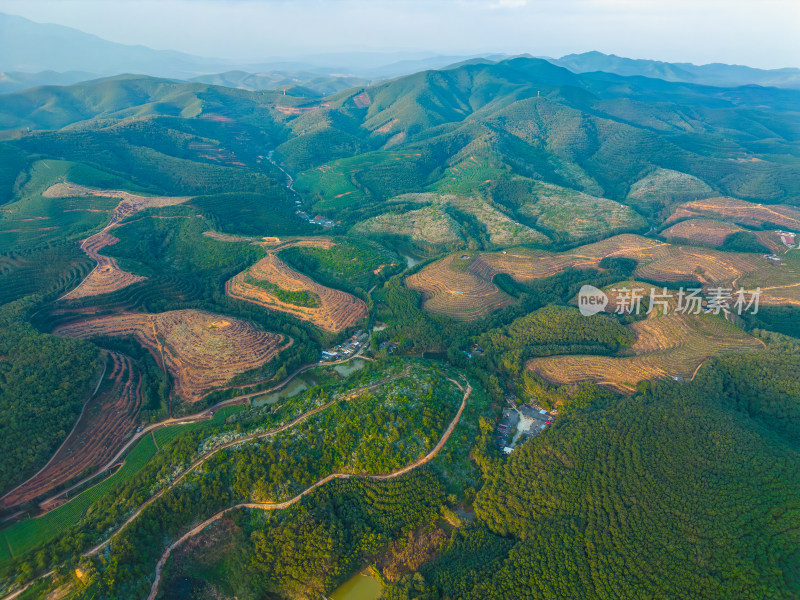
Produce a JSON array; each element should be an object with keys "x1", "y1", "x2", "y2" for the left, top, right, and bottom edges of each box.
[
  {"x1": 330, "y1": 570, "x2": 382, "y2": 600},
  {"x1": 333, "y1": 358, "x2": 366, "y2": 377}
]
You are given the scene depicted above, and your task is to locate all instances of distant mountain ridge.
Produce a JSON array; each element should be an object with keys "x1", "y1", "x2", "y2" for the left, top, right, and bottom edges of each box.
[
  {"x1": 550, "y1": 51, "x2": 800, "y2": 89},
  {"x1": 0, "y1": 70, "x2": 98, "y2": 95},
  {"x1": 0, "y1": 12, "x2": 494, "y2": 83},
  {"x1": 2, "y1": 11, "x2": 798, "y2": 96}
]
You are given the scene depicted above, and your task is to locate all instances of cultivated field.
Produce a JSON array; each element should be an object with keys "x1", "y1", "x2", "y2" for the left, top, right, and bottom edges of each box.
[
  {"x1": 0, "y1": 435, "x2": 158, "y2": 560},
  {"x1": 0, "y1": 352, "x2": 142, "y2": 509},
  {"x1": 665, "y1": 197, "x2": 800, "y2": 231},
  {"x1": 408, "y1": 234, "x2": 800, "y2": 319},
  {"x1": 55, "y1": 310, "x2": 285, "y2": 401},
  {"x1": 61, "y1": 229, "x2": 145, "y2": 299},
  {"x1": 47, "y1": 182, "x2": 190, "y2": 299},
  {"x1": 518, "y1": 181, "x2": 646, "y2": 240},
  {"x1": 351, "y1": 205, "x2": 464, "y2": 245},
  {"x1": 405, "y1": 254, "x2": 513, "y2": 319},
  {"x1": 660, "y1": 218, "x2": 743, "y2": 246},
  {"x1": 227, "y1": 254, "x2": 367, "y2": 332},
  {"x1": 527, "y1": 313, "x2": 763, "y2": 393}
]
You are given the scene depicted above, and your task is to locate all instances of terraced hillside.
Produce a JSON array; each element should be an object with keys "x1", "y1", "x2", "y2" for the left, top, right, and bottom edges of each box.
[
  {"x1": 46, "y1": 182, "x2": 191, "y2": 299},
  {"x1": 60, "y1": 229, "x2": 146, "y2": 299},
  {"x1": 408, "y1": 234, "x2": 799, "y2": 319},
  {"x1": 55, "y1": 310, "x2": 285, "y2": 401},
  {"x1": 406, "y1": 254, "x2": 514, "y2": 319},
  {"x1": 227, "y1": 254, "x2": 367, "y2": 332},
  {"x1": 518, "y1": 181, "x2": 646, "y2": 241},
  {"x1": 666, "y1": 197, "x2": 800, "y2": 231},
  {"x1": 351, "y1": 205, "x2": 464, "y2": 246},
  {"x1": 660, "y1": 218, "x2": 744, "y2": 246},
  {"x1": 0, "y1": 352, "x2": 142, "y2": 509},
  {"x1": 527, "y1": 312, "x2": 763, "y2": 393}
]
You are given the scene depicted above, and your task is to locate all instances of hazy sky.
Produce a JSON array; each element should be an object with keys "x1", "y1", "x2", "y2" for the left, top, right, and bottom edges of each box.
[{"x1": 2, "y1": 0, "x2": 799, "y2": 68}]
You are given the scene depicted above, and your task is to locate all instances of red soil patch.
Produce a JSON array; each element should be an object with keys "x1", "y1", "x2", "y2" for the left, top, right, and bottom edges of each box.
[
  {"x1": 227, "y1": 254, "x2": 367, "y2": 333},
  {"x1": 61, "y1": 228, "x2": 146, "y2": 300},
  {"x1": 660, "y1": 219, "x2": 743, "y2": 246},
  {"x1": 666, "y1": 197, "x2": 800, "y2": 231},
  {"x1": 0, "y1": 352, "x2": 142, "y2": 509},
  {"x1": 55, "y1": 310, "x2": 287, "y2": 402},
  {"x1": 353, "y1": 91, "x2": 371, "y2": 108}
]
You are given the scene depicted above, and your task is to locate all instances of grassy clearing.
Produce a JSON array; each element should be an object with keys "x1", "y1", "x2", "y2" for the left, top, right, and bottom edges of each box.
[
  {"x1": 0, "y1": 405, "x2": 244, "y2": 564},
  {"x1": 0, "y1": 435, "x2": 157, "y2": 559}
]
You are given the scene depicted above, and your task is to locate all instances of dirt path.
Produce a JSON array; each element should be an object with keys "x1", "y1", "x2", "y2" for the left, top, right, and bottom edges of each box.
[
  {"x1": 0, "y1": 571, "x2": 53, "y2": 600},
  {"x1": 2, "y1": 370, "x2": 469, "y2": 600},
  {"x1": 0, "y1": 356, "x2": 108, "y2": 508},
  {"x1": 85, "y1": 368, "x2": 416, "y2": 557},
  {"x1": 22, "y1": 351, "x2": 370, "y2": 513},
  {"x1": 146, "y1": 377, "x2": 470, "y2": 600}
]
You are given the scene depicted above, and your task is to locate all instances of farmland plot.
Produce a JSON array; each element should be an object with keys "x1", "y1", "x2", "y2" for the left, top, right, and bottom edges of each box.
[
  {"x1": 528, "y1": 313, "x2": 763, "y2": 393},
  {"x1": 660, "y1": 218, "x2": 744, "y2": 246},
  {"x1": 47, "y1": 182, "x2": 191, "y2": 299},
  {"x1": 0, "y1": 352, "x2": 142, "y2": 509},
  {"x1": 60, "y1": 229, "x2": 146, "y2": 299},
  {"x1": 408, "y1": 234, "x2": 800, "y2": 319},
  {"x1": 227, "y1": 254, "x2": 367, "y2": 332},
  {"x1": 406, "y1": 254, "x2": 513, "y2": 320},
  {"x1": 665, "y1": 197, "x2": 800, "y2": 231},
  {"x1": 55, "y1": 310, "x2": 285, "y2": 401}
]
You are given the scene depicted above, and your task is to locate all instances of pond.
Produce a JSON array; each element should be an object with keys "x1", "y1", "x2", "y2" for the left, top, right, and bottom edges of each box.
[
  {"x1": 333, "y1": 358, "x2": 366, "y2": 377},
  {"x1": 251, "y1": 372, "x2": 323, "y2": 407},
  {"x1": 401, "y1": 252, "x2": 421, "y2": 268},
  {"x1": 330, "y1": 570, "x2": 382, "y2": 600}
]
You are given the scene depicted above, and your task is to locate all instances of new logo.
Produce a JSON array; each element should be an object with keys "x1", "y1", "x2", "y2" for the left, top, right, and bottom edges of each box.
[{"x1": 577, "y1": 285, "x2": 608, "y2": 316}]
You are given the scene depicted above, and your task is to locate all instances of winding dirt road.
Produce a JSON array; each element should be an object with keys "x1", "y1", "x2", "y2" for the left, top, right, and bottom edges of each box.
[
  {"x1": 85, "y1": 367, "x2": 414, "y2": 557},
  {"x1": 0, "y1": 368, "x2": 470, "y2": 600},
  {"x1": 10, "y1": 350, "x2": 370, "y2": 515},
  {"x1": 146, "y1": 377, "x2": 470, "y2": 600}
]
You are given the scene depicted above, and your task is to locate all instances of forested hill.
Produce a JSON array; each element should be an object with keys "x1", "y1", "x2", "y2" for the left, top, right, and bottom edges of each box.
[
  {"x1": 385, "y1": 346, "x2": 800, "y2": 599},
  {"x1": 1, "y1": 56, "x2": 798, "y2": 218}
]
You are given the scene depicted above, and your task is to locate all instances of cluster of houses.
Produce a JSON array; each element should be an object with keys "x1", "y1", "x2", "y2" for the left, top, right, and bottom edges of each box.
[
  {"x1": 295, "y1": 206, "x2": 335, "y2": 228},
  {"x1": 378, "y1": 340, "x2": 399, "y2": 354},
  {"x1": 319, "y1": 330, "x2": 368, "y2": 362},
  {"x1": 776, "y1": 230, "x2": 797, "y2": 248},
  {"x1": 463, "y1": 344, "x2": 484, "y2": 359},
  {"x1": 497, "y1": 403, "x2": 554, "y2": 454}
]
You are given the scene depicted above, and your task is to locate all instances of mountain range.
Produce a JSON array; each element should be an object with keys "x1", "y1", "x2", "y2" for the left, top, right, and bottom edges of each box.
[{"x1": 2, "y1": 11, "x2": 799, "y2": 97}]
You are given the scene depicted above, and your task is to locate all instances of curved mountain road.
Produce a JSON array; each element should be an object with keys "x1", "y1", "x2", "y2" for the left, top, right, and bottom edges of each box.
[
  {"x1": 146, "y1": 377, "x2": 470, "y2": 600},
  {"x1": 14, "y1": 350, "x2": 370, "y2": 514},
  {"x1": 85, "y1": 367, "x2": 414, "y2": 557}
]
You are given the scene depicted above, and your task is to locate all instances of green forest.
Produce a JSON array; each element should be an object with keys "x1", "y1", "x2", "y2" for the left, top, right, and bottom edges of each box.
[
  {"x1": 0, "y1": 51, "x2": 799, "y2": 600},
  {"x1": 0, "y1": 300, "x2": 102, "y2": 495}
]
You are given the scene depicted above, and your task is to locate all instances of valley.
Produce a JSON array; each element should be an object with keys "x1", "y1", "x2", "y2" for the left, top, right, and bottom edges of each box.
[{"x1": 0, "y1": 49, "x2": 799, "y2": 600}]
